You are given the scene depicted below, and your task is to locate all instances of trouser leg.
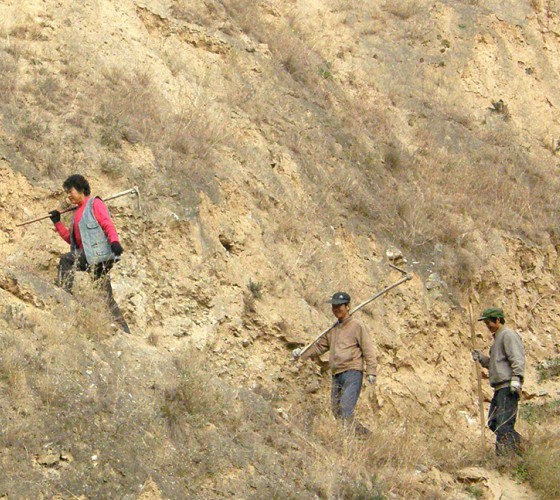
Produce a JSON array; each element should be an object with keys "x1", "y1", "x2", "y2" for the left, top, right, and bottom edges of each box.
[
  {"x1": 489, "y1": 388, "x2": 522, "y2": 455},
  {"x1": 331, "y1": 374, "x2": 344, "y2": 418},
  {"x1": 338, "y1": 370, "x2": 363, "y2": 420},
  {"x1": 488, "y1": 394, "x2": 498, "y2": 433},
  {"x1": 92, "y1": 261, "x2": 130, "y2": 334}
]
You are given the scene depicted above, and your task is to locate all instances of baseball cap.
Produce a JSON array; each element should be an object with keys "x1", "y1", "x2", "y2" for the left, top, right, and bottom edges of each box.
[
  {"x1": 327, "y1": 292, "x2": 351, "y2": 305},
  {"x1": 478, "y1": 307, "x2": 505, "y2": 321}
]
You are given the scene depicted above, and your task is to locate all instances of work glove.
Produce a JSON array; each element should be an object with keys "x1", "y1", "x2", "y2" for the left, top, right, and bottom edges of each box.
[
  {"x1": 471, "y1": 350, "x2": 482, "y2": 362},
  {"x1": 49, "y1": 210, "x2": 61, "y2": 224},
  {"x1": 292, "y1": 348, "x2": 302, "y2": 360},
  {"x1": 111, "y1": 241, "x2": 124, "y2": 256},
  {"x1": 510, "y1": 376, "x2": 522, "y2": 395},
  {"x1": 366, "y1": 374, "x2": 377, "y2": 385}
]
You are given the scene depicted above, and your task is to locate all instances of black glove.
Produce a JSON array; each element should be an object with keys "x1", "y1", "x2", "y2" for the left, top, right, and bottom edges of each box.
[
  {"x1": 49, "y1": 210, "x2": 61, "y2": 224},
  {"x1": 111, "y1": 241, "x2": 124, "y2": 256}
]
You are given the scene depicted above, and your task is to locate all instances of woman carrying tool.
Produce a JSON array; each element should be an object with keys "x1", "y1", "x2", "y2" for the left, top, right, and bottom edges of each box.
[{"x1": 49, "y1": 174, "x2": 130, "y2": 334}]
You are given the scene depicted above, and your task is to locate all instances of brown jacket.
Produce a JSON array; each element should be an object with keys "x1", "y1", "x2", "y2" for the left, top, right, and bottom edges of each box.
[{"x1": 302, "y1": 317, "x2": 377, "y2": 376}]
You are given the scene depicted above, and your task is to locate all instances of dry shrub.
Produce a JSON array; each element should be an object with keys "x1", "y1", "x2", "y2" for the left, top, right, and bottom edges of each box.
[
  {"x1": 270, "y1": 29, "x2": 324, "y2": 87},
  {"x1": 0, "y1": 336, "x2": 28, "y2": 399},
  {"x1": 161, "y1": 349, "x2": 229, "y2": 435},
  {"x1": 438, "y1": 247, "x2": 478, "y2": 291},
  {"x1": 0, "y1": 46, "x2": 19, "y2": 96},
  {"x1": 305, "y1": 415, "x2": 429, "y2": 497},
  {"x1": 222, "y1": 1, "x2": 329, "y2": 92},
  {"x1": 88, "y1": 67, "x2": 233, "y2": 175},
  {"x1": 65, "y1": 277, "x2": 115, "y2": 340},
  {"x1": 166, "y1": 95, "x2": 232, "y2": 159},
  {"x1": 297, "y1": 410, "x2": 480, "y2": 497},
  {"x1": 523, "y1": 430, "x2": 560, "y2": 499}
]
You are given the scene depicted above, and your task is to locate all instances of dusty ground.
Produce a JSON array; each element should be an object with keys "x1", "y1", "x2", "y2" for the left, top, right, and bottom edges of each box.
[{"x1": 1, "y1": 0, "x2": 560, "y2": 498}]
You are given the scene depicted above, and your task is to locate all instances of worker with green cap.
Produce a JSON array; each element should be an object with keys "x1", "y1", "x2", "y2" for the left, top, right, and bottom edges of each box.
[
  {"x1": 292, "y1": 292, "x2": 377, "y2": 433},
  {"x1": 472, "y1": 307, "x2": 525, "y2": 455}
]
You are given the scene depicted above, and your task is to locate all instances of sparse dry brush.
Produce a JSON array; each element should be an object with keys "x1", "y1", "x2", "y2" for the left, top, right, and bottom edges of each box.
[
  {"x1": 292, "y1": 411, "x2": 477, "y2": 498},
  {"x1": 523, "y1": 431, "x2": 560, "y2": 499},
  {"x1": 2, "y1": 2, "x2": 560, "y2": 498}
]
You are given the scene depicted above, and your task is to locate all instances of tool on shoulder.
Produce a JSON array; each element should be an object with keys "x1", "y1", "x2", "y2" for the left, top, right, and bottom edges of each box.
[
  {"x1": 295, "y1": 263, "x2": 413, "y2": 359},
  {"x1": 468, "y1": 297, "x2": 486, "y2": 452},
  {"x1": 16, "y1": 187, "x2": 141, "y2": 227}
]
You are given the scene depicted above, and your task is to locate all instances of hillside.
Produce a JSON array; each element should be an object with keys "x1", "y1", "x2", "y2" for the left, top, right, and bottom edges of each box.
[{"x1": 1, "y1": 0, "x2": 560, "y2": 498}]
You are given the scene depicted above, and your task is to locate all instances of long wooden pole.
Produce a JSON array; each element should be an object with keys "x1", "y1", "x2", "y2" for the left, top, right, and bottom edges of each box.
[
  {"x1": 468, "y1": 299, "x2": 486, "y2": 452},
  {"x1": 16, "y1": 187, "x2": 140, "y2": 227}
]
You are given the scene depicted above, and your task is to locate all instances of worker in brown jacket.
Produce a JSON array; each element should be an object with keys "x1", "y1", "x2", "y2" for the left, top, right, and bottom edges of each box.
[{"x1": 293, "y1": 292, "x2": 377, "y2": 429}]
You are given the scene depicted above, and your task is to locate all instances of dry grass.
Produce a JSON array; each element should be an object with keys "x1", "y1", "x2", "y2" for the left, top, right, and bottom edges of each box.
[
  {"x1": 289, "y1": 410, "x2": 479, "y2": 498},
  {"x1": 90, "y1": 66, "x2": 233, "y2": 161},
  {"x1": 66, "y1": 278, "x2": 115, "y2": 340},
  {"x1": 222, "y1": 0, "x2": 331, "y2": 94},
  {"x1": 0, "y1": 333, "x2": 29, "y2": 399},
  {"x1": 161, "y1": 349, "x2": 233, "y2": 433},
  {"x1": 2, "y1": 4, "x2": 560, "y2": 496},
  {"x1": 523, "y1": 431, "x2": 560, "y2": 499}
]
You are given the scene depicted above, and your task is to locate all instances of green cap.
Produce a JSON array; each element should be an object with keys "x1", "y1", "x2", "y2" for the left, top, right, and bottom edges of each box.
[{"x1": 478, "y1": 307, "x2": 505, "y2": 321}]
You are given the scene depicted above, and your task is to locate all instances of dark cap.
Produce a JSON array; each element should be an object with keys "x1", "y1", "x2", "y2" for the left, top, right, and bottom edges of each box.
[
  {"x1": 327, "y1": 292, "x2": 351, "y2": 305},
  {"x1": 478, "y1": 307, "x2": 505, "y2": 321}
]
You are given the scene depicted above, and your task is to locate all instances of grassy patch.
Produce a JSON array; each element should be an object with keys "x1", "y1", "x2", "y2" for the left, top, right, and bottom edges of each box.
[
  {"x1": 523, "y1": 433, "x2": 560, "y2": 499},
  {"x1": 465, "y1": 484, "x2": 484, "y2": 498},
  {"x1": 536, "y1": 357, "x2": 560, "y2": 382},
  {"x1": 247, "y1": 278, "x2": 263, "y2": 300},
  {"x1": 519, "y1": 400, "x2": 560, "y2": 424}
]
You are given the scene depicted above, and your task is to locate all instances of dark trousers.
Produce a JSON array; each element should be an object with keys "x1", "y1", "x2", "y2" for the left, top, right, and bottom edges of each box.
[
  {"x1": 57, "y1": 251, "x2": 130, "y2": 333},
  {"x1": 488, "y1": 387, "x2": 522, "y2": 455},
  {"x1": 331, "y1": 370, "x2": 363, "y2": 420}
]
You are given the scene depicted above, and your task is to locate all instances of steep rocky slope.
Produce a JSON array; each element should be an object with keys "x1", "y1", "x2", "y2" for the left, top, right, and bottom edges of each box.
[{"x1": 1, "y1": 0, "x2": 559, "y2": 498}]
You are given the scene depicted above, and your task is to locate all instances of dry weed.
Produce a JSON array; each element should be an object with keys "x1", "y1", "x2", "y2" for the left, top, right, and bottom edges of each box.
[
  {"x1": 65, "y1": 277, "x2": 115, "y2": 340},
  {"x1": 0, "y1": 340, "x2": 28, "y2": 399},
  {"x1": 523, "y1": 430, "x2": 560, "y2": 499},
  {"x1": 162, "y1": 349, "x2": 229, "y2": 434}
]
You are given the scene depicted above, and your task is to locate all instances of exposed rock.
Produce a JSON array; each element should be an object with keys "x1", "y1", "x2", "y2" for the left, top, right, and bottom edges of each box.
[
  {"x1": 0, "y1": 268, "x2": 68, "y2": 307},
  {"x1": 305, "y1": 380, "x2": 321, "y2": 394},
  {"x1": 386, "y1": 247, "x2": 405, "y2": 263},
  {"x1": 36, "y1": 449, "x2": 60, "y2": 467}
]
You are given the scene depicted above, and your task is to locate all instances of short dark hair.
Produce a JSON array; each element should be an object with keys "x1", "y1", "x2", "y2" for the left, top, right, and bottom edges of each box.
[
  {"x1": 63, "y1": 174, "x2": 91, "y2": 196},
  {"x1": 488, "y1": 317, "x2": 506, "y2": 325}
]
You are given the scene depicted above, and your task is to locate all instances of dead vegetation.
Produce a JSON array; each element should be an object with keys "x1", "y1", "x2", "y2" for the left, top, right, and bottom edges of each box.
[
  {"x1": 522, "y1": 431, "x2": 560, "y2": 500},
  {"x1": 1, "y1": 0, "x2": 560, "y2": 498}
]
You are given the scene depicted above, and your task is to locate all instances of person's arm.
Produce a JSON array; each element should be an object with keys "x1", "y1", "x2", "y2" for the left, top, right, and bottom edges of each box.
[
  {"x1": 301, "y1": 334, "x2": 330, "y2": 360},
  {"x1": 49, "y1": 210, "x2": 71, "y2": 244},
  {"x1": 54, "y1": 222, "x2": 71, "y2": 243},
  {"x1": 504, "y1": 331, "x2": 525, "y2": 380},
  {"x1": 358, "y1": 325, "x2": 377, "y2": 376},
  {"x1": 478, "y1": 353, "x2": 490, "y2": 369},
  {"x1": 92, "y1": 198, "x2": 119, "y2": 243}
]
